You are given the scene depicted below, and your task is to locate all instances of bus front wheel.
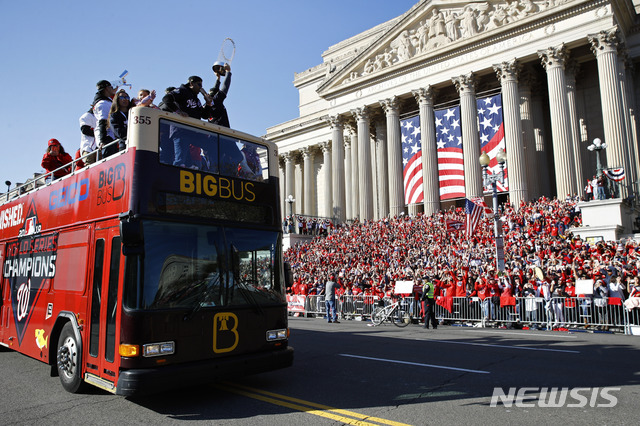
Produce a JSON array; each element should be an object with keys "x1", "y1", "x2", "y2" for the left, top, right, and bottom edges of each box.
[{"x1": 56, "y1": 323, "x2": 85, "y2": 393}]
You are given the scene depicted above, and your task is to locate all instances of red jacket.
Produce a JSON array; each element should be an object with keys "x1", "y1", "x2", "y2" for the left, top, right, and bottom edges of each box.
[{"x1": 42, "y1": 151, "x2": 73, "y2": 178}]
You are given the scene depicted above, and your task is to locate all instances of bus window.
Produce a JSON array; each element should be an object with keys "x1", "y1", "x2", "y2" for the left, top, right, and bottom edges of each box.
[
  {"x1": 138, "y1": 221, "x2": 223, "y2": 310},
  {"x1": 89, "y1": 239, "x2": 105, "y2": 357},
  {"x1": 235, "y1": 140, "x2": 267, "y2": 182},
  {"x1": 105, "y1": 236, "x2": 120, "y2": 362},
  {"x1": 218, "y1": 134, "x2": 244, "y2": 178},
  {"x1": 226, "y1": 228, "x2": 281, "y2": 305},
  {"x1": 218, "y1": 136, "x2": 267, "y2": 182},
  {"x1": 158, "y1": 119, "x2": 268, "y2": 181},
  {"x1": 159, "y1": 119, "x2": 219, "y2": 172}
]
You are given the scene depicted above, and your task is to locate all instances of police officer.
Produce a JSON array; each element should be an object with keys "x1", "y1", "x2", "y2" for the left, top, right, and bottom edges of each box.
[{"x1": 421, "y1": 276, "x2": 437, "y2": 329}]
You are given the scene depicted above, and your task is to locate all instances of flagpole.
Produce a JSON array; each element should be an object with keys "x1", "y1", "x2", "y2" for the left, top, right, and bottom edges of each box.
[{"x1": 480, "y1": 149, "x2": 507, "y2": 272}]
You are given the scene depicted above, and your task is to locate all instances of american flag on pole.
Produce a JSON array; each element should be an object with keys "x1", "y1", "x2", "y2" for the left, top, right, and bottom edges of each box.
[
  {"x1": 401, "y1": 115, "x2": 423, "y2": 204},
  {"x1": 435, "y1": 106, "x2": 464, "y2": 200},
  {"x1": 465, "y1": 198, "x2": 483, "y2": 238},
  {"x1": 477, "y1": 94, "x2": 508, "y2": 192},
  {"x1": 470, "y1": 196, "x2": 492, "y2": 216}
]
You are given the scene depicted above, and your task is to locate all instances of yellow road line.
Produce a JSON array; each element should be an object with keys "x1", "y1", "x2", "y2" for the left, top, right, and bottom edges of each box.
[{"x1": 216, "y1": 382, "x2": 413, "y2": 426}]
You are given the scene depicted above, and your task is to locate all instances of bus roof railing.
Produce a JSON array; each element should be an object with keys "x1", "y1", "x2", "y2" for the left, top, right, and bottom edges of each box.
[{"x1": 0, "y1": 138, "x2": 124, "y2": 205}]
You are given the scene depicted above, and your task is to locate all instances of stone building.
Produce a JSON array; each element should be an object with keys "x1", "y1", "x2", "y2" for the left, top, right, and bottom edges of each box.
[{"x1": 266, "y1": 0, "x2": 640, "y2": 223}]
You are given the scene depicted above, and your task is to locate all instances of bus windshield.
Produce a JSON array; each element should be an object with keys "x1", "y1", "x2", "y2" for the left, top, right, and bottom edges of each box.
[{"x1": 126, "y1": 220, "x2": 284, "y2": 310}]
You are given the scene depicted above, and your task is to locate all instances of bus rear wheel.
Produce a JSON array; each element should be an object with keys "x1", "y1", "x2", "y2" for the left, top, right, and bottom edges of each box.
[{"x1": 57, "y1": 323, "x2": 86, "y2": 393}]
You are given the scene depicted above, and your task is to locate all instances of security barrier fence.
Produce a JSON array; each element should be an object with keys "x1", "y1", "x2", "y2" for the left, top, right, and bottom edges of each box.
[{"x1": 287, "y1": 295, "x2": 640, "y2": 335}]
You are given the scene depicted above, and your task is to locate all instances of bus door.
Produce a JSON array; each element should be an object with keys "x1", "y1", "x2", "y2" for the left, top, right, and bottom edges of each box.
[{"x1": 85, "y1": 226, "x2": 122, "y2": 391}]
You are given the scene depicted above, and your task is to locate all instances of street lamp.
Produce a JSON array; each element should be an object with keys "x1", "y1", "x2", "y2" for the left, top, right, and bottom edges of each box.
[
  {"x1": 587, "y1": 137, "x2": 607, "y2": 177},
  {"x1": 286, "y1": 194, "x2": 295, "y2": 234},
  {"x1": 479, "y1": 149, "x2": 507, "y2": 272}
]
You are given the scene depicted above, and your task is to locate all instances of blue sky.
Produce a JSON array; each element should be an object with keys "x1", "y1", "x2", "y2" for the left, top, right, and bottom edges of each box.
[{"x1": 0, "y1": 0, "x2": 415, "y2": 188}]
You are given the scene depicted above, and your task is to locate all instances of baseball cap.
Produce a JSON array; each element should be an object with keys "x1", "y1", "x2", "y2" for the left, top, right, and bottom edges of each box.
[
  {"x1": 96, "y1": 80, "x2": 112, "y2": 91},
  {"x1": 48, "y1": 138, "x2": 60, "y2": 147}
]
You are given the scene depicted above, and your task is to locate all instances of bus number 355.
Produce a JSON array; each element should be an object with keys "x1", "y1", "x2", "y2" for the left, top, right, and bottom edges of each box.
[{"x1": 133, "y1": 116, "x2": 151, "y2": 125}]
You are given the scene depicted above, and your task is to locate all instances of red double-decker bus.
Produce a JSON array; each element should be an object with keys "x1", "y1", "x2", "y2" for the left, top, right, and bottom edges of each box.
[{"x1": 0, "y1": 107, "x2": 293, "y2": 395}]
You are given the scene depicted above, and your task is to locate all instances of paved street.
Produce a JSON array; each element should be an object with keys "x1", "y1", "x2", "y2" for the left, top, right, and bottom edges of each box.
[{"x1": 1, "y1": 317, "x2": 639, "y2": 425}]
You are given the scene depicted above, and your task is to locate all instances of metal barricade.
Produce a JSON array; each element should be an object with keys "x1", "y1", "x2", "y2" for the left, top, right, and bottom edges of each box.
[
  {"x1": 287, "y1": 294, "x2": 640, "y2": 333},
  {"x1": 306, "y1": 295, "x2": 324, "y2": 317},
  {"x1": 337, "y1": 295, "x2": 378, "y2": 320}
]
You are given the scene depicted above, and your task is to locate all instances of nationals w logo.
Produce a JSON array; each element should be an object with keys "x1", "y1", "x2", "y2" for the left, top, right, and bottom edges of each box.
[{"x1": 3, "y1": 232, "x2": 58, "y2": 346}]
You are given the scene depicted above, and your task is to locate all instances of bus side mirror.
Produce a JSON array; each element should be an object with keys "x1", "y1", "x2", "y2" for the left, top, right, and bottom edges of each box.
[
  {"x1": 284, "y1": 261, "x2": 293, "y2": 288},
  {"x1": 119, "y1": 213, "x2": 144, "y2": 255}
]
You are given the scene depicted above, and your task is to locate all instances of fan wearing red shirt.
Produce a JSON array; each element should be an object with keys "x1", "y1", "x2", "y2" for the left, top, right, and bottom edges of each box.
[
  {"x1": 41, "y1": 139, "x2": 73, "y2": 179},
  {"x1": 563, "y1": 280, "x2": 577, "y2": 324}
]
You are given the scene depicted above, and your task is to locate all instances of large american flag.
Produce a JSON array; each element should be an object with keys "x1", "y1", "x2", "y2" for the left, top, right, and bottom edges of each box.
[
  {"x1": 435, "y1": 106, "x2": 464, "y2": 200},
  {"x1": 401, "y1": 115, "x2": 423, "y2": 204},
  {"x1": 465, "y1": 198, "x2": 483, "y2": 238},
  {"x1": 477, "y1": 94, "x2": 508, "y2": 192}
]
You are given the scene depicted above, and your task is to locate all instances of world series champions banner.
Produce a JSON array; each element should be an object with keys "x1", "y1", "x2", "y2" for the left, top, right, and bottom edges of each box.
[{"x1": 2, "y1": 233, "x2": 58, "y2": 345}]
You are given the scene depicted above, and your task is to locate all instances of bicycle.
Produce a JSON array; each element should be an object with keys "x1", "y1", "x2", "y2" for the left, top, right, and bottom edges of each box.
[{"x1": 370, "y1": 298, "x2": 412, "y2": 327}]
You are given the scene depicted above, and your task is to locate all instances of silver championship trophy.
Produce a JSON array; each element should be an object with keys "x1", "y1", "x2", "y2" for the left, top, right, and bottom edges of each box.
[{"x1": 212, "y1": 38, "x2": 235, "y2": 75}]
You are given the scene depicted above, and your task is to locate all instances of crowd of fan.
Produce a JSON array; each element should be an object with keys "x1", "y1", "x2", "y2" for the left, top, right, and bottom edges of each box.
[{"x1": 284, "y1": 196, "x2": 640, "y2": 325}]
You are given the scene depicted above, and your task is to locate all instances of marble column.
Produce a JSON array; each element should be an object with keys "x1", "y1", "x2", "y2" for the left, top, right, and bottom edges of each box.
[
  {"x1": 531, "y1": 83, "x2": 552, "y2": 197},
  {"x1": 346, "y1": 124, "x2": 359, "y2": 219},
  {"x1": 374, "y1": 118, "x2": 389, "y2": 218},
  {"x1": 618, "y1": 48, "x2": 638, "y2": 196},
  {"x1": 588, "y1": 29, "x2": 630, "y2": 197},
  {"x1": 412, "y1": 86, "x2": 440, "y2": 216},
  {"x1": 538, "y1": 44, "x2": 577, "y2": 198},
  {"x1": 565, "y1": 60, "x2": 585, "y2": 195},
  {"x1": 344, "y1": 138, "x2": 353, "y2": 221},
  {"x1": 294, "y1": 159, "x2": 303, "y2": 216},
  {"x1": 302, "y1": 147, "x2": 314, "y2": 216},
  {"x1": 381, "y1": 96, "x2": 405, "y2": 217},
  {"x1": 351, "y1": 107, "x2": 373, "y2": 220},
  {"x1": 320, "y1": 142, "x2": 332, "y2": 218},
  {"x1": 283, "y1": 152, "x2": 296, "y2": 214},
  {"x1": 518, "y1": 67, "x2": 539, "y2": 200},
  {"x1": 328, "y1": 116, "x2": 346, "y2": 222},
  {"x1": 623, "y1": 61, "x2": 640, "y2": 193},
  {"x1": 369, "y1": 127, "x2": 379, "y2": 220},
  {"x1": 279, "y1": 161, "x2": 286, "y2": 220},
  {"x1": 494, "y1": 59, "x2": 528, "y2": 208},
  {"x1": 452, "y1": 73, "x2": 483, "y2": 199}
]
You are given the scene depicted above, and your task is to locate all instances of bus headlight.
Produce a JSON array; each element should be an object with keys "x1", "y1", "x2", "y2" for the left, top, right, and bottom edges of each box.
[
  {"x1": 266, "y1": 329, "x2": 287, "y2": 341},
  {"x1": 143, "y1": 341, "x2": 175, "y2": 357}
]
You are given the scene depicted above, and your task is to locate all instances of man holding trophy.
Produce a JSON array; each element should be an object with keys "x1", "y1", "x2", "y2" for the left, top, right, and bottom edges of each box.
[{"x1": 209, "y1": 61, "x2": 232, "y2": 128}]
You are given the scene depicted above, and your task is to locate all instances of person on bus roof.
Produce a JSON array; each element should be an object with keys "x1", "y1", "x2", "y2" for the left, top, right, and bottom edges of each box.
[
  {"x1": 79, "y1": 107, "x2": 97, "y2": 165},
  {"x1": 41, "y1": 139, "x2": 73, "y2": 179},
  {"x1": 109, "y1": 89, "x2": 132, "y2": 142},
  {"x1": 160, "y1": 76, "x2": 212, "y2": 119},
  {"x1": 208, "y1": 62, "x2": 232, "y2": 128},
  {"x1": 93, "y1": 80, "x2": 117, "y2": 158},
  {"x1": 159, "y1": 76, "x2": 213, "y2": 167}
]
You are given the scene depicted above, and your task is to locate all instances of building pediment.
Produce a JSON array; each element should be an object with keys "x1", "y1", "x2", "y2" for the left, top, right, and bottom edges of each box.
[{"x1": 317, "y1": 0, "x2": 583, "y2": 97}]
